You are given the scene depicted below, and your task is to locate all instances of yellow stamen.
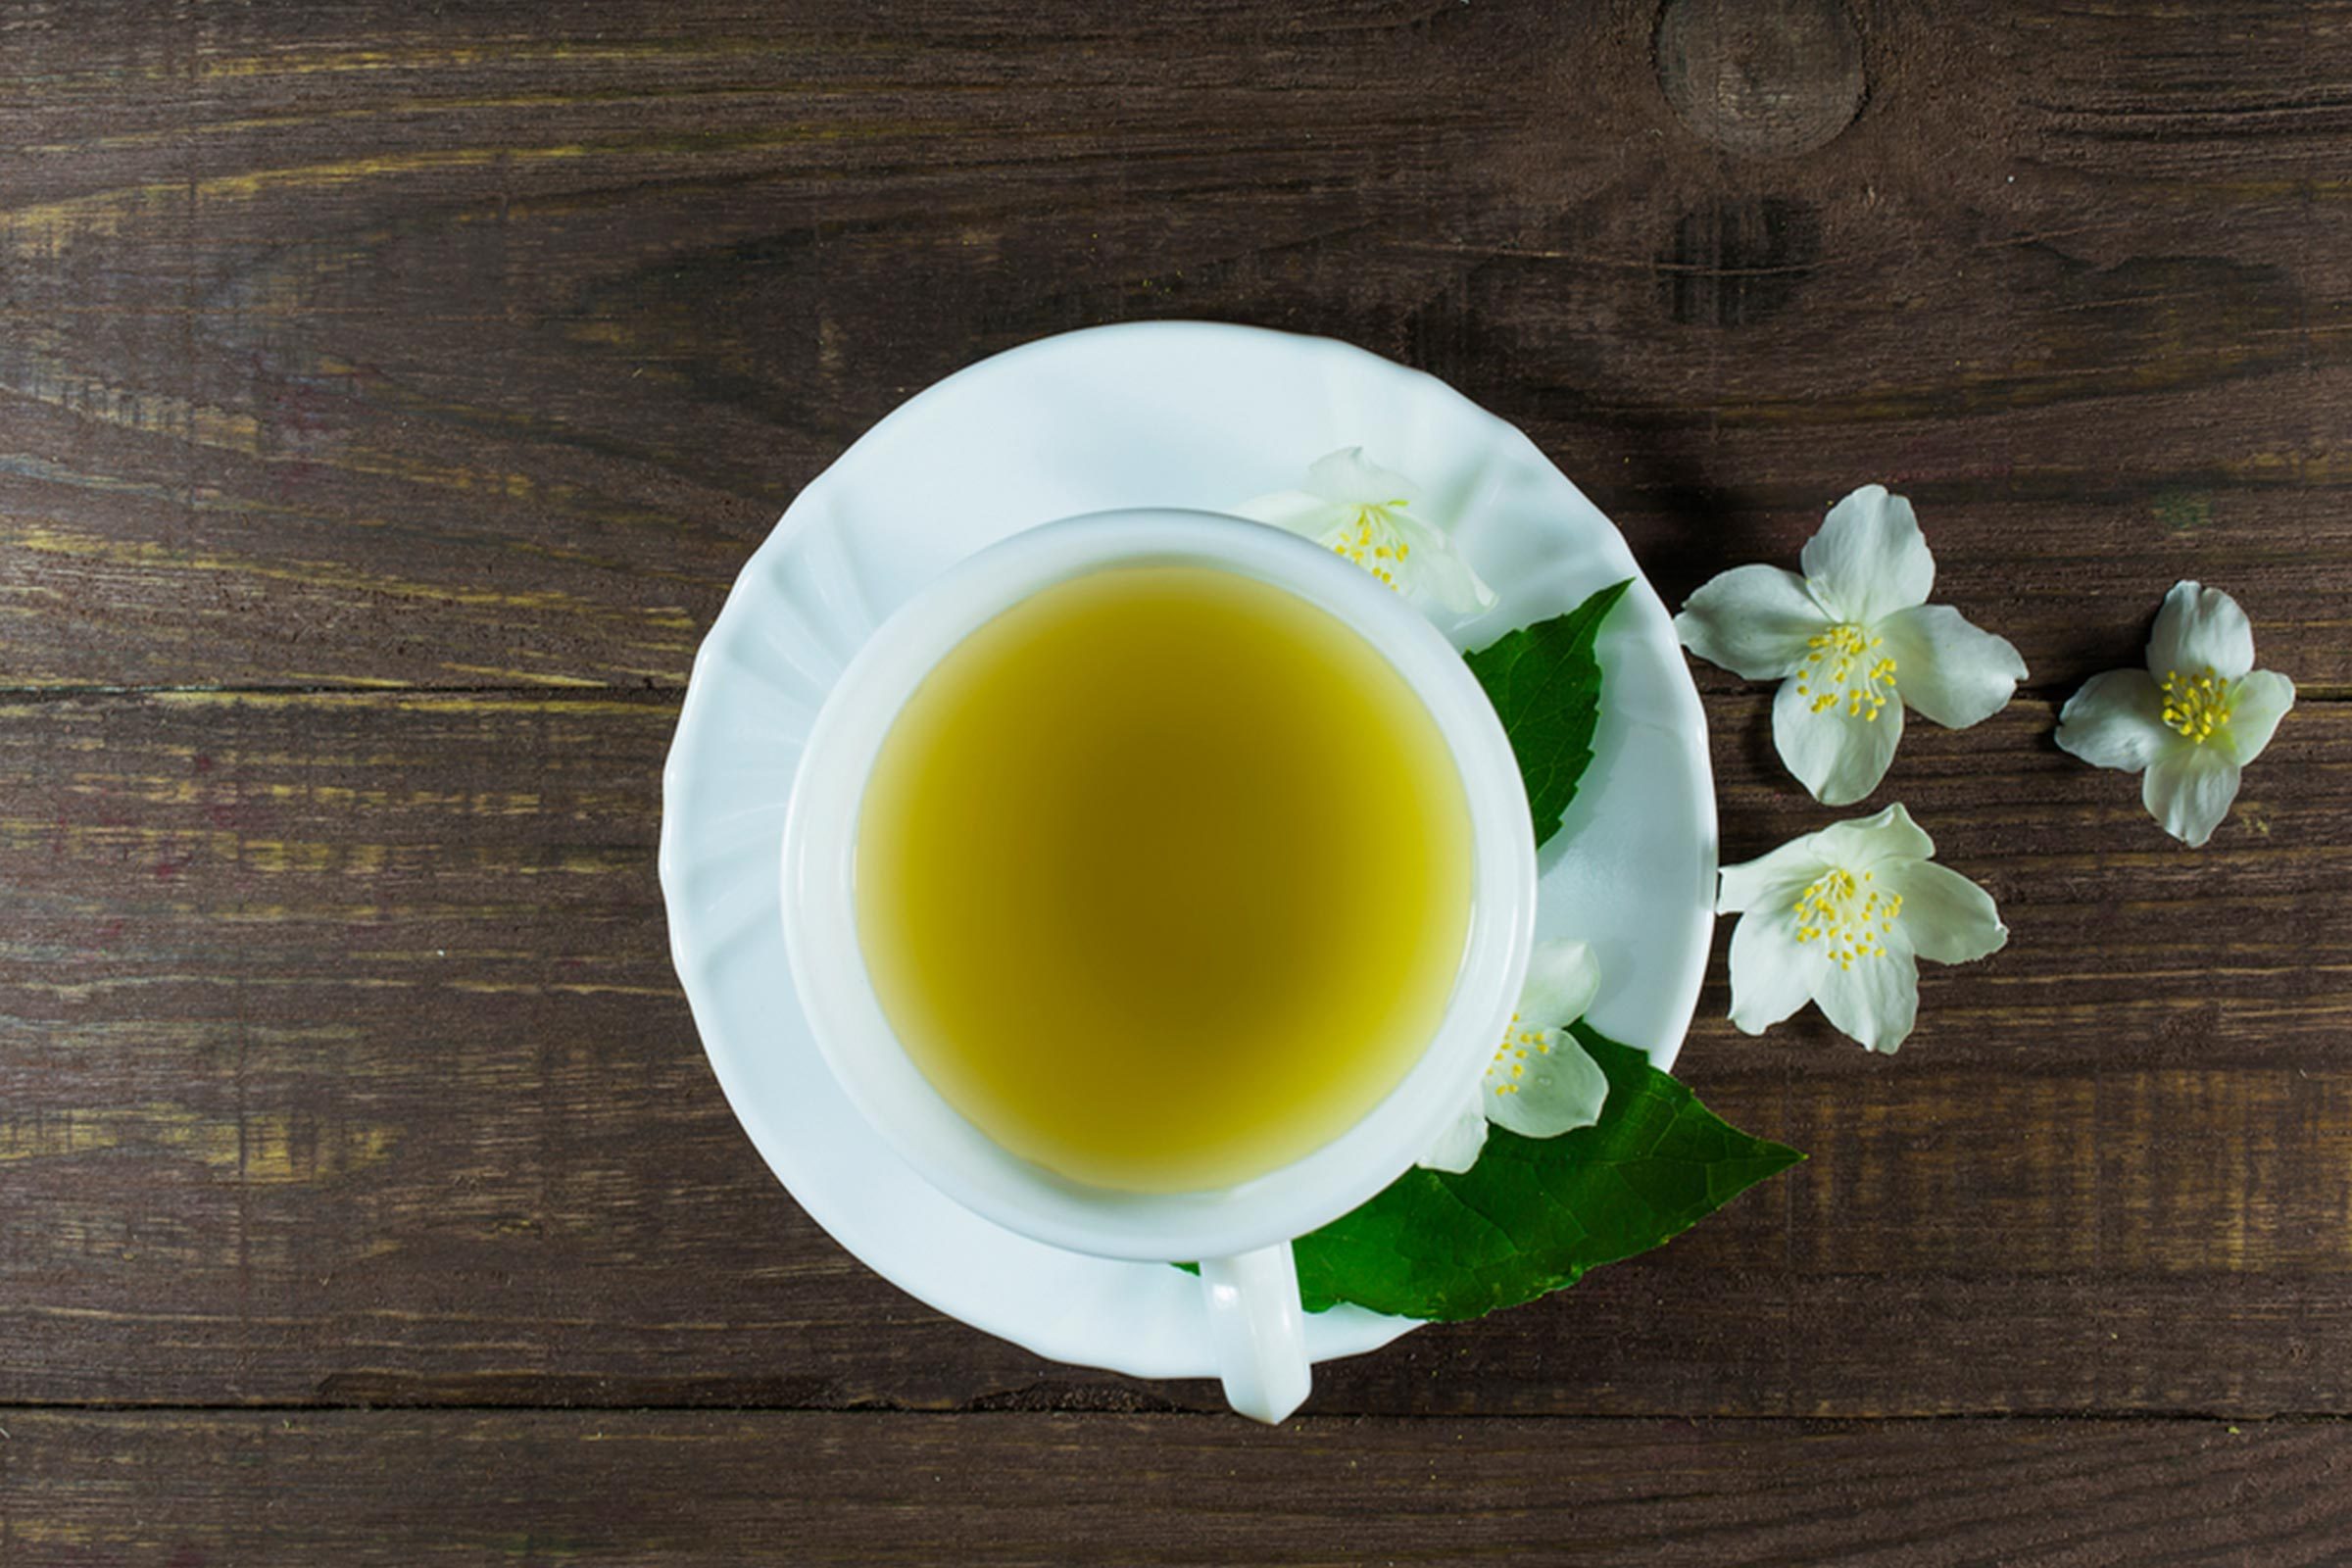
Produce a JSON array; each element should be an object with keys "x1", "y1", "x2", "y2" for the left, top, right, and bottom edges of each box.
[
  {"x1": 1800, "y1": 623, "x2": 1897, "y2": 722},
  {"x1": 1323, "y1": 507, "x2": 1409, "y2": 594},
  {"x1": 1486, "y1": 1014, "x2": 1559, "y2": 1092},
  {"x1": 1789, "y1": 868, "x2": 1903, "y2": 967},
  {"x1": 2159, "y1": 666, "x2": 2233, "y2": 745}
]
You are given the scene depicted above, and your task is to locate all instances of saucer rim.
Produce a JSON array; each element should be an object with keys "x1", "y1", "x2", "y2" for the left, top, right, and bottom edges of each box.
[{"x1": 661, "y1": 318, "x2": 1717, "y2": 1379}]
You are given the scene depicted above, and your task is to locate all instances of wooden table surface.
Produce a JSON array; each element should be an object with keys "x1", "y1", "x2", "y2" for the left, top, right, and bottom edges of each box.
[{"x1": 5, "y1": 1, "x2": 2350, "y2": 1562}]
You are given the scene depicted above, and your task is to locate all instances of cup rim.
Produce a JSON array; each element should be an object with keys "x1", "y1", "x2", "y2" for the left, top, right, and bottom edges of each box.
[{"x1": 778, "y1": 509, "x2": 1537, "y2": 1262}]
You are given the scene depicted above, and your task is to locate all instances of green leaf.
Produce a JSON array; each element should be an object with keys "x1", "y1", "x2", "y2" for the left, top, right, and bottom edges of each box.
[
  {"x1": 1290, "y1": 1026, "x2": 1803, "y2": 1321},
  {"x1": 1463, "y1": 579, "x2": 1633, "y2": 849}
]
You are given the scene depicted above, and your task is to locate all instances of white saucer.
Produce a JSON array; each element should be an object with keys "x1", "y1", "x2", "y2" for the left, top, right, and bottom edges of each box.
[{"x1": 660, "y1": 321, "x2": 1716, "y2": 1380}]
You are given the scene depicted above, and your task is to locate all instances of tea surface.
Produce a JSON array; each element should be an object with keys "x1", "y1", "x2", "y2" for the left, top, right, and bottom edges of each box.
[{"x1": 857, "y1": 564, "x2": 1473, "y2": 1193}]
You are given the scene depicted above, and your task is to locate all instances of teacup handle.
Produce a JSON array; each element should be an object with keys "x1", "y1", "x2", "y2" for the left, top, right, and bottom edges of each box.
[{"x1": 1198, "y1": 1242, "x2": 1311, "y2": 1424}]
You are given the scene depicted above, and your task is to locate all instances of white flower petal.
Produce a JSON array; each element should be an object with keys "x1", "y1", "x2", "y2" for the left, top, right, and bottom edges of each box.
[
  {"x1": 1811, "y1": 944, "x2": 1921, "y2": 1054},
  {"x1": 1810, "y1": 802, "x2": 1936, "y2": 871},
  {"x1": 1516, "y1": 939, "x2": 1599, "y2": 1028},
  {"x1": 1487, "y1": 1033, "x2": 1608, "y2": 1140},
  {"x1": 2142, "y1": 744, "x2": 2241, "y2": 849},
  {"x1": 1389, "y1": 510, "x2": 1497, "y2": 612},
  {"x1": 2226, "y1": 669, "x2": 2295, "y2": 766},
  {"x1": 1883, "y1": 859, "x2": 2007, "y2": 965},
  {"x1": 1725, "y1": 907, "x2": 1821, "y2": 1036},
  {"x1": 1875, "y1": 603, "x2": 2028, "y2": 729},
  {"x1": 1241, "y1": 450, "x2": 1492, "y2": 612},
  {"x1": 1772, "y1": 670, "x2": 1905, "y2": 806},
  {"x1": 1232, "y1": 488, "x2": 1340, "y2": 536},
  {"x1": 1305, "y1": 447, "x2": 1421, "y2": 508},
  {"x1": 1800, "y1": 485, "x2": 1936, "y2": 622},
  {"x1": 1418, "y1": 1097, "x2": 1490, "y2": 1173},
  {"x1": 1674, "y1": 564, "x2": 1832, "y2": 681},
  {"x1": 2148, "y1": 580, "x2": 2255, "y2": 682},
  {"x1": 2054, "y1": 668, "x2": 2171, "y2": 773},
  {"x1": 1717, "y1": 834, "x2": 1828, "y2": 914}
]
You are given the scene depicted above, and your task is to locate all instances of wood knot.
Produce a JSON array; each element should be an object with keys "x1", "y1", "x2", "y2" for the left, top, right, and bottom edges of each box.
[{"x1": 1654, "y1": 0, "x2": 1867, "y2": 158}]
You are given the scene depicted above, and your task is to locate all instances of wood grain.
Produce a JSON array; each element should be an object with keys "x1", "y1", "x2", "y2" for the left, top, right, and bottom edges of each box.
[
  {"x1": 3, "y1": 2, "x2": 2350, "y2": 692},
  {"x1": 2, "y1": 690, "x2": 2344, "y2": 1416},
  {"x1": 5, "y1": 1409, "x2": 2349, "y2": 1567}
]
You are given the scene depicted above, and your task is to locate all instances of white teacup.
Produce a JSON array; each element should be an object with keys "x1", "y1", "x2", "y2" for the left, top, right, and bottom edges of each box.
[{"x1": 780, "y1": 509, "x2": 1537, "y2": 1422}]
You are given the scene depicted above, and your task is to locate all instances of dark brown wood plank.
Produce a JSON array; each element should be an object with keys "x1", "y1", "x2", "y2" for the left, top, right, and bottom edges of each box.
[
  {"x1": 3, "y1": 1409, "x2": 2347, "y2": 1567},
  {"x1": 9, "y1": 5, "x2": 2352, "y2": 1562},
  {"x1": 3, "y1": 688, "x2": 2345, "y2": 1415},
  {"x1": 4, "y1": 1, "x2": 2352, "y2": 691}
]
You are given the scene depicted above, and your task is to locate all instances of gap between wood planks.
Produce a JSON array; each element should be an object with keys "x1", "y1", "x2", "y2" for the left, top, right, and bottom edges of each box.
[
  {"x1": 1, "y1": 683, "x2": 2347, "y2": 703},
  {"x1": 0, "y1": 683, "x2": 683, "y2": 702},
  {"x1": 0, "y1": 1401, "x2": 2349, "y2": 1424}
]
